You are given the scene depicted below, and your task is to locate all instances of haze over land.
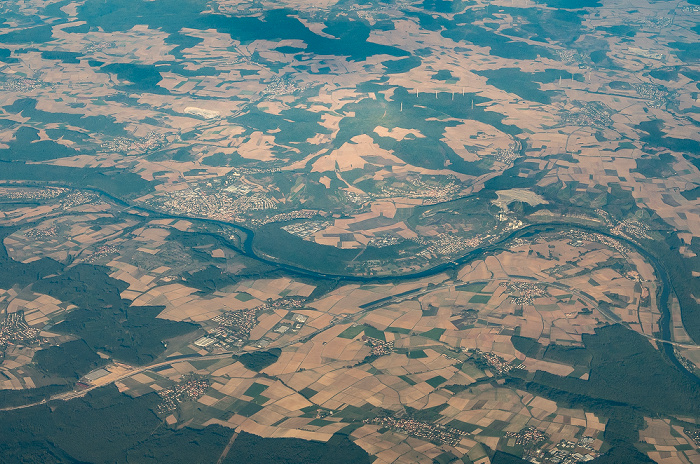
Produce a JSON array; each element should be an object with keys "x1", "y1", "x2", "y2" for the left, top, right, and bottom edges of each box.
[{"x1": 0, "y1": 0, "x2": 699, "y2": 462}]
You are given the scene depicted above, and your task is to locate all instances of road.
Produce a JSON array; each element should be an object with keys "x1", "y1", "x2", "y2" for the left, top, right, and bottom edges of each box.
[
  {"x1": 2, "y1": 180, "x2": 698, "y2": 404},
  {"x1": 216, "y1": 431, "x2": 240, "y2": 464},
  {"x1": 0, "y1": 351, "x2": 237, "y2": 412},
  {"x1": 361, "y1": 276, "x2": 700, "y2": 350}
]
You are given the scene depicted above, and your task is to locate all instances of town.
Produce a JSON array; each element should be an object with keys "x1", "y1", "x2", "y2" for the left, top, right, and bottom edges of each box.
[
  {"x1": 0, "y1": 311, "x2": 41, "y2": 349},
  {"x1": 364, "y1": 415, "x2": 469, "y2": 447},
  {"x1": 362, "y1": 335, "x2": 393, "y2": 357},
  {"x1": 506, "y1": 426, "x2": 547, "y2": 447},
  {"x1": 377, "y1": 176, "x2": 463, "y2": 205},
  {"x1": 197, "y1": 297, "x2": 307, "y2": 350},
  {"x1": 525, "y1": 436, "x2": 599, "y2": 463},
  {"x1": 259, "y1": 209, "x2": 325, "y2": 225},
  {"x1": 101, "y1": 131, "x2": 167, "y2": 154},
  {"x1": 282, "y1": 220, "x2": 332, "y2": 239},
  {"x1": 156, "y1": 374, "x2": 211, "y2": 414},
  {"x1": 469, "y1": 349, "x2": 523, "y2": 376},
  {"x1": 0, "y1": 186, "x2": 67, "y2": 201},
  {"x1": 500, "y1": 281, "x2": 548, "y2": 306},
  {"x1": 415, "y1": 233, "x2": 487, "y2": 261},
  {"x1": 559, "y1": 101, "x2": 614, "y2": 128}
]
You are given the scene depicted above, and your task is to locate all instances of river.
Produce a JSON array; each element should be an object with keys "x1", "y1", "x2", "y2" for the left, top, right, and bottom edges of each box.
[{"x1": 1, "y1": 181, "x2": 694, "y2": 381}]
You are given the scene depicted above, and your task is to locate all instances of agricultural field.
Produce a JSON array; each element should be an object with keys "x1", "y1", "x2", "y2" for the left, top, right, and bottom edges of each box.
[
  {"x1": 0, "y1": 186, "x2": 689, "y2": 463},
  {"x1": 0, "y1": 0, "x2": 699, "y2": 462}
]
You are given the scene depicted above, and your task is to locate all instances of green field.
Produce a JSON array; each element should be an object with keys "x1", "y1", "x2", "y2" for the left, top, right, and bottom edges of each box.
[
  {"x1": 386, "y1": 326, "x2": 412, "y2": 334},
  {"x1": 338, "y1": 325, "x2": 367, "y2": 339},
  {"x1": 457, "y1": 282, "x2": 488, "y2": 293},
  {"x1": 469, "y1": 294, "x2": 492, "y2": 304},
  {"x1": 363, "y1": 326, "x2": 386, "y2": 341},
  {"x1": 426, "y1": 375, "x2": 448, "y2": 388},
  {"x1": 235, "y1": 292, "x2": 255, "y2": 302},
  {"x1": 407, "y1": 350, "x2": 428, "y2": 359},
  {"x1": 419, "y1": 328, "x2": 446, "y2": 341},
  {"x1": 244, "y1": 382, "x2": 269, "y2": 398}
]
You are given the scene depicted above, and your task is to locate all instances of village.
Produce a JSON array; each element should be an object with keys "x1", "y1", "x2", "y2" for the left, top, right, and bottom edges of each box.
[
  {"x1": 0, "y1": 311, "x2": 41, "y2": 349},
  {"x1": 364, "y1": 415, "x2": 469, "y2": 447}
]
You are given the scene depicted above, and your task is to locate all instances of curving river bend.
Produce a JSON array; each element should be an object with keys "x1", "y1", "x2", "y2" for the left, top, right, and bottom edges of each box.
[{"x1": 3, "y1": 181, "x2": 696, "y2": 383}]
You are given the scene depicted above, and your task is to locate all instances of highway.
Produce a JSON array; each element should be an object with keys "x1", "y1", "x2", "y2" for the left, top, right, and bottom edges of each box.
[{"x1": 0, "y1": 351, "x2": 237, "y2": 412}]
